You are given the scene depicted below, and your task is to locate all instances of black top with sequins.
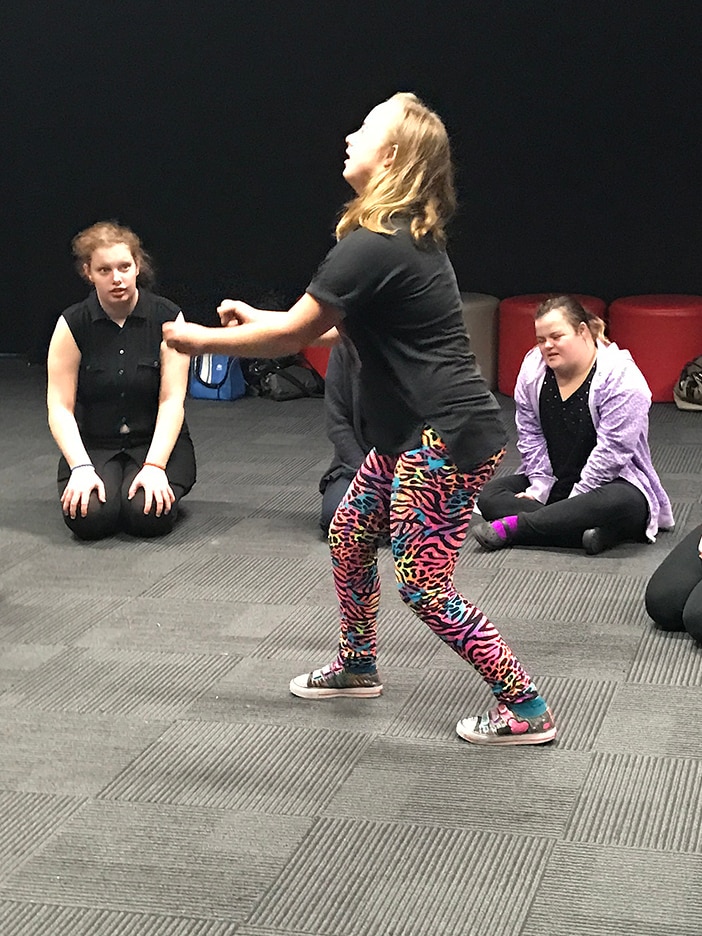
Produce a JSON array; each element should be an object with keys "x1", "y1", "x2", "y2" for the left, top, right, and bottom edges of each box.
[{"x1": 539, "y1": 362, "x2": 597, "y2": 503}]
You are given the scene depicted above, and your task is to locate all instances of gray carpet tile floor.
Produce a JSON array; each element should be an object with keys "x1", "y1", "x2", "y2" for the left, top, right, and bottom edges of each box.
[{"x1": 0, "y1": 357, "x2": 701, "y2": 936}]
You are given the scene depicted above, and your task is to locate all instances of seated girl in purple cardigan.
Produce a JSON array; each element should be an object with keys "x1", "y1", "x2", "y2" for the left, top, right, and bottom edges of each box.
[{"x1": 472, "y1": 295, "x2": 673, "y2": 555}]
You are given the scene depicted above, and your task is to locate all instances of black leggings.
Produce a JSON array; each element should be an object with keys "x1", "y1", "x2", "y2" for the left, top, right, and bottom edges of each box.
[
  {"x1": 59, "y1": 453, "x2": 186, "y2": 541},
  {"x1": 320, "y1": 474, "x2": 354, "y2": 536},
  {"x1": 645, "y1": 525, "x2": 702, "y2": 644},
  {"x1": 477, "y1": 474, "x2": 649, "y2": 549}
]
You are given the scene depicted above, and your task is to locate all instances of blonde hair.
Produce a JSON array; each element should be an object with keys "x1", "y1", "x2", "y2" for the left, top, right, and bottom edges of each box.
[
  {"x1": 535, "y1": 295, "x2": 610, "y2": 345},
  {"x1": 336, "y1": 92, "x2": 456, "y2": 246},
  {"x1": 72, "y1": 220, "x2": 154, "y2": 285}
]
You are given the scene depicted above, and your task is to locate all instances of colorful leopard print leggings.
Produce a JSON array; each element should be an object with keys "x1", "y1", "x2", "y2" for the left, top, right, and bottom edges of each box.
[{"x1": 328, "y1": 426, "x2": 539, "y2": 705}]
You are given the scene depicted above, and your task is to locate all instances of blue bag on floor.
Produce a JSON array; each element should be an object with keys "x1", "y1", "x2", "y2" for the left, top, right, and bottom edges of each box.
[{"x1": 189, "y1": 354, "x2": 247, "y2": 401}]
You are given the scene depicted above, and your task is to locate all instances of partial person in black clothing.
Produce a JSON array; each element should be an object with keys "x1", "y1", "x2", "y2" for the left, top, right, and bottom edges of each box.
[
  {"x1": 318, "y1": 339, "x2": 371, "y2": 536},
  {"x1": 645, "y1": 524, "x2": 702, "y2": 644},
  {"x1": 46, "y1": 221, "x2": 196, "y2": 540}
]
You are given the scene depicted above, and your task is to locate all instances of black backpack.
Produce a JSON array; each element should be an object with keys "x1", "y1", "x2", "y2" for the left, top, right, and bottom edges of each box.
[
  {"x1": 673, "y1": 355, "x2": 702, "y2": 411},
  {"x1": 241, "y1": 355, "x2": 325, "y2": 401}
]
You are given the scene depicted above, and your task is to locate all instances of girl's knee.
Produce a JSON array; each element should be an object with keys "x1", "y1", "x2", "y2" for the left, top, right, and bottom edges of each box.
[
  {"x1": 396, "y1": 579, "x2": 445, "y2": 615},
  {"x1": 645, "y1": 578, "x2": 685, "y2": 632},
  {"x1": 683, "y1": 614, "x2": 702, "y2": 644},
  {"x1": 329, "y1": 516, "x2": 382, "y2": 559},
  {"x1": 397, "y1": 580, "x2": 423, "y2": 609},
  {"x1": 121, "y1": 496, "x2": 177, "y2": 538},
  {"x1": 62, "y1": 495, "x2": 121, "y2": 541},
  {"x1": 682, "y1": 597, "x2": 702, "y2": 644}
]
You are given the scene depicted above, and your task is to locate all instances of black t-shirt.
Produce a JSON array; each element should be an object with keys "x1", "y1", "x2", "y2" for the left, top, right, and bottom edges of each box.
[
  {"x1": 539, "y1": 363, "x2": 597, "y2": 502},
  {"x1": 57, "y1": 289, "x2": 195, "y2": 489},
  {"x1": 307, "y1": 225, "x2": 506, "y2": 472}
]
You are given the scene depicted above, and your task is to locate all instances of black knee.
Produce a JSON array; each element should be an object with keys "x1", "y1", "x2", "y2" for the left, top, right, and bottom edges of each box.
[
  {"x1": 62, "y1": 493, "x2": 122, "y2": 541},
  {"x1": 475, "y1": 483, "x2": 502, "y2": 520},
  {"x1": 477, "y1": 475, "x2": 530, "y2": 521},
  {"x1": 684, "y1": 616, "x2": 702, "y2": 644},
  {"x1": 644, "y1": 578, "x2": 685, "y2": 632},
  {"x1": 682, "y1": 600, "x2": 702, "y2": 644},
  {"x1": 121, "y1": 492, "x2": 178, "y2": 538}
]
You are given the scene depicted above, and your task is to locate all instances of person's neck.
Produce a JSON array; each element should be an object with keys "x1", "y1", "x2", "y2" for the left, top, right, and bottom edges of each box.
[
  {"x1": 100, "y1": 290, "x2": 139, "y2": 326},
  {"x1": 553, "y1": 346, "x2": 597, "y2": 389}
]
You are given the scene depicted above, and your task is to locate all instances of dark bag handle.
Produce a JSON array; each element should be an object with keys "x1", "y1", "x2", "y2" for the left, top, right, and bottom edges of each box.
[
  {"x1": 272, "y1": 366, "x2": 322, "y2": 398},
  {"x1": 191, "y1": 355, "x2": 232, "y2": 390}
]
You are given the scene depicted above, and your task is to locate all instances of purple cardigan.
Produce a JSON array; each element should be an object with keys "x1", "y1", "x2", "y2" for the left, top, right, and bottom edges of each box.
[{"x1": 514, "y1": 341, "x2": 674, "y2": 541}]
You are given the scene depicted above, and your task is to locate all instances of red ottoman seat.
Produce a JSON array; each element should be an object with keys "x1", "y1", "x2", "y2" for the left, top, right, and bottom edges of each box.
[
  {"x1": 608, "y1": 295, "x2": 702, "y2": 403},
  {"x1": 497, "y1": 293, "x2": 607, "y2": 396},
  {"x1": 301, "y1": 345, "x2": 331, "y2": 379}
]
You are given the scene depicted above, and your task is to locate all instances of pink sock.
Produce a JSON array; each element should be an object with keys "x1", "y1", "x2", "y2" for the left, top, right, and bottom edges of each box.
[{"x1": 490, "y1": 515, "x2": 518, "y2": 541}]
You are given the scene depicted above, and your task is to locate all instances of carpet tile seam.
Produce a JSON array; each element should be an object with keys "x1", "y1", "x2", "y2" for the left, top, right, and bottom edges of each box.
[
  {"x1": 565, "y1": 751, "x2": 702, "y2": 851},
  {"x1": 248, "y1": 820, "x2": 554, "y2": 930},
  {"x1": 96, "y1": 722, "x2": 374, "y2": 806},
  {"x1": 6, "y1": 651, "x2": 240, "y2": 713},
  {"x1": 0, "y1": 796, "x2": 88, "y2": 878},
  {"x1": 0, "y1": 902, "x2": 240, "y2": 934}
]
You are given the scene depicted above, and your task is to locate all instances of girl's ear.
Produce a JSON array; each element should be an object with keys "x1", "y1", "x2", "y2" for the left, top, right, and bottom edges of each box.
[{"x1": 383, "y1": 143, "x2": 398, "y2": 168}]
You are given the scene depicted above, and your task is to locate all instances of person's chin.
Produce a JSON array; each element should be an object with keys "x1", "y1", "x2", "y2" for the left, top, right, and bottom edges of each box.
[
  {"x1": 343, "y1": 165, "x2": 363, "y2": 192},
  {"x1": 102, "y1": 290, "x2": 134, "y2": 310}
]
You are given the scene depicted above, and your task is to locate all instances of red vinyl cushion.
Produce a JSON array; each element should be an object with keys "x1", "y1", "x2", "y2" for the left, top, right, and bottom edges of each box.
[
  {"x1": 301, "y1": 345, "x2": 331, "y2": 379},
  {"x1": 608, "y1": 295, "x2": 702, "y2": 402}
]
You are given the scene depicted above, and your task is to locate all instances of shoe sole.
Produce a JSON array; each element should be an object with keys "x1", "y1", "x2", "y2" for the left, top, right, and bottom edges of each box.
[
  {"x1": 289, "y1": 679, "x2": 383, "y2": 700},
  {"x1": 674, "y1": 397, "x2": 702, "y2": 411},
  {"x1": 472, "y1": 528, "x2": 504, "y2": 551},
  {"x1": 455, "y1": 720, "x2": 557, "y2": 745}
]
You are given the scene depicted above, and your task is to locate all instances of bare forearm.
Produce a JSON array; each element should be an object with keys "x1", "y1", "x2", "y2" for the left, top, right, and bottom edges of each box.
[
  {"x1": 196, "y1": 322, "x2": 308, "y2": 358},
  {"x1": 48, "y1": 406, "x2": 91, "y2": 467},
  {"x1": 311, "y1": 327, "x2": 340, "y2": 347},
  {"x1": 164, "y1": 295, "x2": 342, "y2": 357},
  {"x1": 145, "y1": 399, "x2": 185, "y2": 468}
]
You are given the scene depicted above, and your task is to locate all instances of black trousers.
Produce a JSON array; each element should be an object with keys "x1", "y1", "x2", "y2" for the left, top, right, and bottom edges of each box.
[
  {"x1": 645, "y1": 524, "x2": 702, "y2": 643},
  {"x1": 477, "y1": 474, "x2": 649, "y2": 549},
  {"x1": 59, "y1": 452, "x2": 186, "y2": 541},
  {"x1": 320, "y1": 475, "x2": 354, "y2": 536}
]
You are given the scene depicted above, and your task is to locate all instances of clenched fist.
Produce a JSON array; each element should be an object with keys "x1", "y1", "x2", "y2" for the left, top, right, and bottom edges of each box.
[
  {"x1": 217, "y1": 299, "x2": 261, "y2": 327},
  {"x1": 162, "y1": 321, "x2": 210, "y2": 354}
]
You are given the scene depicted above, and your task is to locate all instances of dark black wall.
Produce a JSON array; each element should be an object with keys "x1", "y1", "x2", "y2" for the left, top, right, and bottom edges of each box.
[{"x1": 2, "y1": 1, "x2": 701, "y2": 356}]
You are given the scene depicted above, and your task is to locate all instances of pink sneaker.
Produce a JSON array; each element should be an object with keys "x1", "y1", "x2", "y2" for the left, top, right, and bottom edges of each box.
[{"x1": 456, "y1": 701, "x2": 557, "y2": 745}]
